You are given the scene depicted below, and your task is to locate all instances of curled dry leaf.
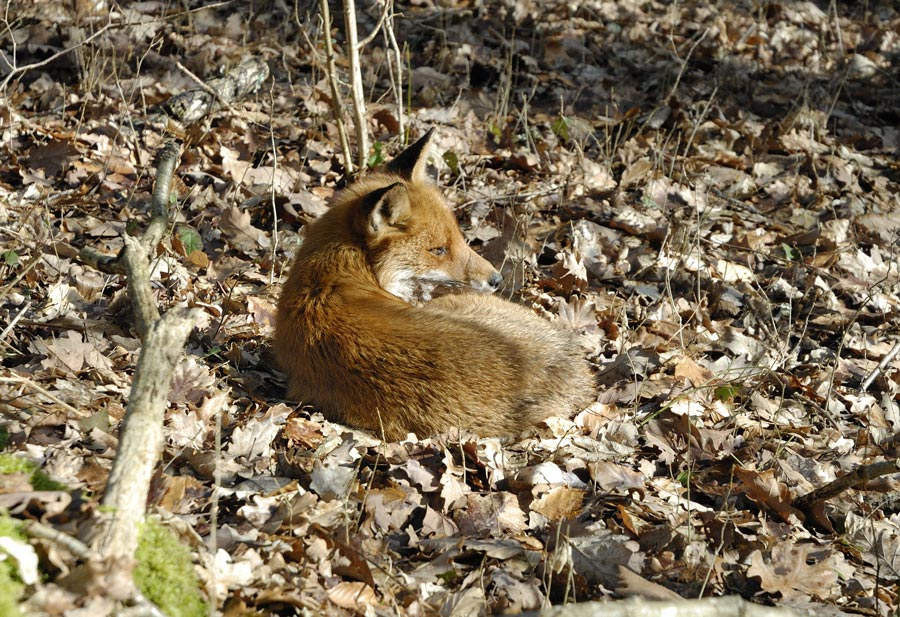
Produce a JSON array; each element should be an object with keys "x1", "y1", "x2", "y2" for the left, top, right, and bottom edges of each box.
[{"x1": 327, "y1": 581, "x2": 378, "y2": 611}]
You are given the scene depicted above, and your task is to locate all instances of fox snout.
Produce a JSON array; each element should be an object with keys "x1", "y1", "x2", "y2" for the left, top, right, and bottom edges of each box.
[{"x1": 463, "y1": 250, "x2": 502, "y2": 293}]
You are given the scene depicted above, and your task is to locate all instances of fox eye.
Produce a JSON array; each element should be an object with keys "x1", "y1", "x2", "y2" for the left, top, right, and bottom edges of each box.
[{"x1": 429, "y1": 246, "x2": 448, "y2": 257}]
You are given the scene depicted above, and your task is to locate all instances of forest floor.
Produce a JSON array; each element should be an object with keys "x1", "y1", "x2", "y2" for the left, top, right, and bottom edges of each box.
[{"x1": 1, "y1": 0, "x2": 900, "y2": 615}]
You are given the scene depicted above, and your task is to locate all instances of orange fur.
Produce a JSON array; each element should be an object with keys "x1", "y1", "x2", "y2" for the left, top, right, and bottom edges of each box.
[{"x1": 274, "y1": 132, "x2": 594, "y2": 440}]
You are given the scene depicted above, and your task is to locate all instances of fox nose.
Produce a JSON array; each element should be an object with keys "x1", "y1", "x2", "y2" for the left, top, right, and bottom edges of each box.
[{"x1": 488, "y1": 271, "x2": 503, "y2": 289}]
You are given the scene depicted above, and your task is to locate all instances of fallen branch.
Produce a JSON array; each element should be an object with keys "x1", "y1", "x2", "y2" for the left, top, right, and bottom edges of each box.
[
  {"x1": 0, "y1": 374, "x2": 89, "y2": 419},
  {"x1": 157, "y1": 58, "x2": 269, "y2": 125},
  {"x1": 79, "y1": 142, "x2": 203, "y2": 597},
  {"x1": 95, "y1": 306, "x2": 201, "y2": 561},
  {"x1": 860, "y1": 340, "x2": 900, "y2": 392},
  {"x1": 518, "y1": 596, "x2": 802, "y2": 617},
  {"x1": 792, "y1": 459, "x2": 900, "y2": 511},
  {"x1": 78, "y1": 140, "x2": 182, "y2": 288},
  {"x1": 24, "y1": 520, "x2": 91, "y2": 560}
]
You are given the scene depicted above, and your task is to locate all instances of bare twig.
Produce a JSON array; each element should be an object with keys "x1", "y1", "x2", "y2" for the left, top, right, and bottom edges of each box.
[
  {"x1": 319, "y1": 0, "x2": 354, "y2": 173},
  {"x1": 0, "y1": 19, "x2": 115, "y2": 91},
  {"x1": 0, "y1": 299, "x2": 30, "y2": 342},
  {"x1": 0, "y1": 375, "x2": 88, "y2": 419},
  {"x1": 860, "y1": 340, "x2": 900, "y2": 392},
  {"x1": 382, "y1": 0, "x2": 405, "y2": 138},
  {"x1": 343, "y1": 0, "x2": 370, "y2": 171},
  {"x1": 793, "y1": 459, "x2": 900, "y2": 510},
  {"x1": 356, "y1": 0, "x2": 392, "y2": 48},
  {"x1": 24, "y1": 520, "x2": 92, "y2": 560},
  {"x1": 665, "y1": 28, "x2": 708, "y2": 104}
]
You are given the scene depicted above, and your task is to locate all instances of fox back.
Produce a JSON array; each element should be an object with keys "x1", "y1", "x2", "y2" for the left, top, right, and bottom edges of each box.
[{"x1": 274, "y1": 130, "x2": 594, "y2": 440}]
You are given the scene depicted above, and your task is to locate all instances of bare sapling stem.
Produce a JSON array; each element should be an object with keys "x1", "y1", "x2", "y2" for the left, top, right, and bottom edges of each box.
[
  {"x1": 342, "y1": 0, "x2": 369, "y2": 171},
  {"x1": 320, "y1": 0, "x2": 354, "y2": 173}
]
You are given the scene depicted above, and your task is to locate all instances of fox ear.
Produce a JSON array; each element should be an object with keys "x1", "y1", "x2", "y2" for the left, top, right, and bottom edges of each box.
[
  {"x1": 385, "y1": 128, "x2": 434, "y2": 182},
  {"x1": 362, "y1": 182, "x2": 410, "y2": 238}
]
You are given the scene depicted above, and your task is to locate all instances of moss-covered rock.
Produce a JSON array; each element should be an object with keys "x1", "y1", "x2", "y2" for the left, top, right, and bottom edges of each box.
[{"x1": 135, "y1": 518, "x2": 208, "y2": 617}]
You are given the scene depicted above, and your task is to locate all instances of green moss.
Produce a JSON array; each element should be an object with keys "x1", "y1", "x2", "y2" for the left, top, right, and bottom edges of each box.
[
  {"x1": 29, "y1": 470, "x2": 66, "y2": 492},
  {"x1": 0, "y1": 453, "x2": 67, "y2": 492},
  {"x1": 0, "y1": 514, "x2": 25, "y2": 617},
  {"x1": 135, "y1": 518, "x2": 208, "y2": 617},
  {"x1": 0, "y1": 454, "x2": 31, "y2": 476}
]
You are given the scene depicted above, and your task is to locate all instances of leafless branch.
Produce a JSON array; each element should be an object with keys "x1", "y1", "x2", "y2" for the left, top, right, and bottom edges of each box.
[
  {"x1": 0, "y1": 19, "x2": 115, "y2": 91},
  {"x1": 319, "y1": 0, "x2": 354, "y2": 173},
  {"x1": 356, "y1": 0, "x2": 392, "y2": 49},
  {"x1": 343, "y1": 0, "x2": 370, "y2": 171},
  {"x1": 860, "y1": 340, "x2": 900, "y2": 392},
  {"x1": 793, "y1": 459, "x2": 900, "y2": 510}
]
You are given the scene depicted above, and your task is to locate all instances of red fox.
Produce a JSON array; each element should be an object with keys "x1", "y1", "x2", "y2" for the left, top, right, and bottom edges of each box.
[{"x1": 274, "y1": 130, "x2": 594, "y2": 440}]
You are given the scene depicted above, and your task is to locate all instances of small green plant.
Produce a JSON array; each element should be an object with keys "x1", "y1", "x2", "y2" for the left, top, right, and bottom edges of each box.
[
  {"x1": 714, "y1": 384, "x2": 740, "y2": 402},
  {"x1": 134, "y1": 518, "x2": 208, "y2": 617},
  {"x1": 0, "y1": 454, "x2": 67, "y2": 491},
  {"x1": 551, "y1": 115, "x2": 570, "y2": 141},
  {"x1": 442, "y1": 150, "x2": 460, "y2": 176},
  {"x1": 488, "y1": 121, "x2": 503, "y2": 144},
  {"x1": 781, "y1": 243, "x2": 799, "y2": 261},
  {"x1": 176, "y1": 225, "x2": 203, "y2": 255},
  {"x1": 0, "y1": 514, "x2": 26, "y2": 617},
  {"x1": 367, "y1": 141, "x2": 385, "y2": 168},
  {"x1": 1, "y1": 250, "x2": 18, "y2": 267}
]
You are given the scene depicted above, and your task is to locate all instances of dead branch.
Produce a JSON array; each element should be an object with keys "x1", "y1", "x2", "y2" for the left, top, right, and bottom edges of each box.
[
  {"x1": 383, "y1": 0, "x2": 405, "y2": 138},
  {"x1": 793, "y1": 459, "x2": 900, "y2": 510},
  {"x1": 85, "y1": 142, "x2": 202, "y2": 584},
  {"x1": 342, "y1": 0, "x2": 369, "y2": 171},
  {"x1": 0, "y1": 374, "x2": 89, "y2": 418},
  {"x1": 518, "y1": 596, "x2": 803, "y2": 617},
  {"x1": 95, "y1": 307, "x2": 200, "y2": 561},
  {"x1": 153, "y1": 58, "x2": 269, "y2": 125},
  {"x1": 356, "y1": 0, "x2": 392, "y2": 48},
  {"x1": 860, "y1": 340, "x2": 900, "y2": 392},
  {"x1": 0, "y1": 19, "x2": 115, "y2": 91},
  {"x1": 319, "y1": 0, "x2": 354, "y2": 173},
  {"x1": 78, "y1": 141, "x2": 182, "y2": 285},
  {"x1": 24, "y1": 520, "x2": 91, "y2": 560}
]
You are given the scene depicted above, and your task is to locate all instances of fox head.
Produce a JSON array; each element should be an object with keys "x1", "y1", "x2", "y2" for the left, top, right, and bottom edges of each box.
[{"x1": 353, "y1": 130, "x2": 502, "y2": 302}]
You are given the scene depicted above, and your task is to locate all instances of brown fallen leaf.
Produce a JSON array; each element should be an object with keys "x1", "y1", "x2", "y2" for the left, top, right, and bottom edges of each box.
[
  {"x1": 673, "y1": 355, "x2": 714, "y2": 387},
  {"x1": 327, "y1": 581, "x2": 377, "y2": 611},
  {"x1": 531, "y1": 487, "x2": 585, "y2": 521},
  {"x1": 218, "y1": 206, "x2": 271, "y2": 252},
  {"x1": 747, "y1": 542, "x2": 843, "y2": 600},
  {"x1": 734, "y1": 467, "x2": 804, "y2": 523}
]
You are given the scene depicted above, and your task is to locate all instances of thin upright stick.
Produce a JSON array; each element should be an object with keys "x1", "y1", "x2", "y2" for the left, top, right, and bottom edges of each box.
[
  {"x1": 320, "y1": 0, "x2": 354, "y2": 173},
  {"x1": 343, "y1": 0, "x2": 369, "y2": 171},
  {"x1": 383, "y1": 1, "x2": 405, "y2": 138}
]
